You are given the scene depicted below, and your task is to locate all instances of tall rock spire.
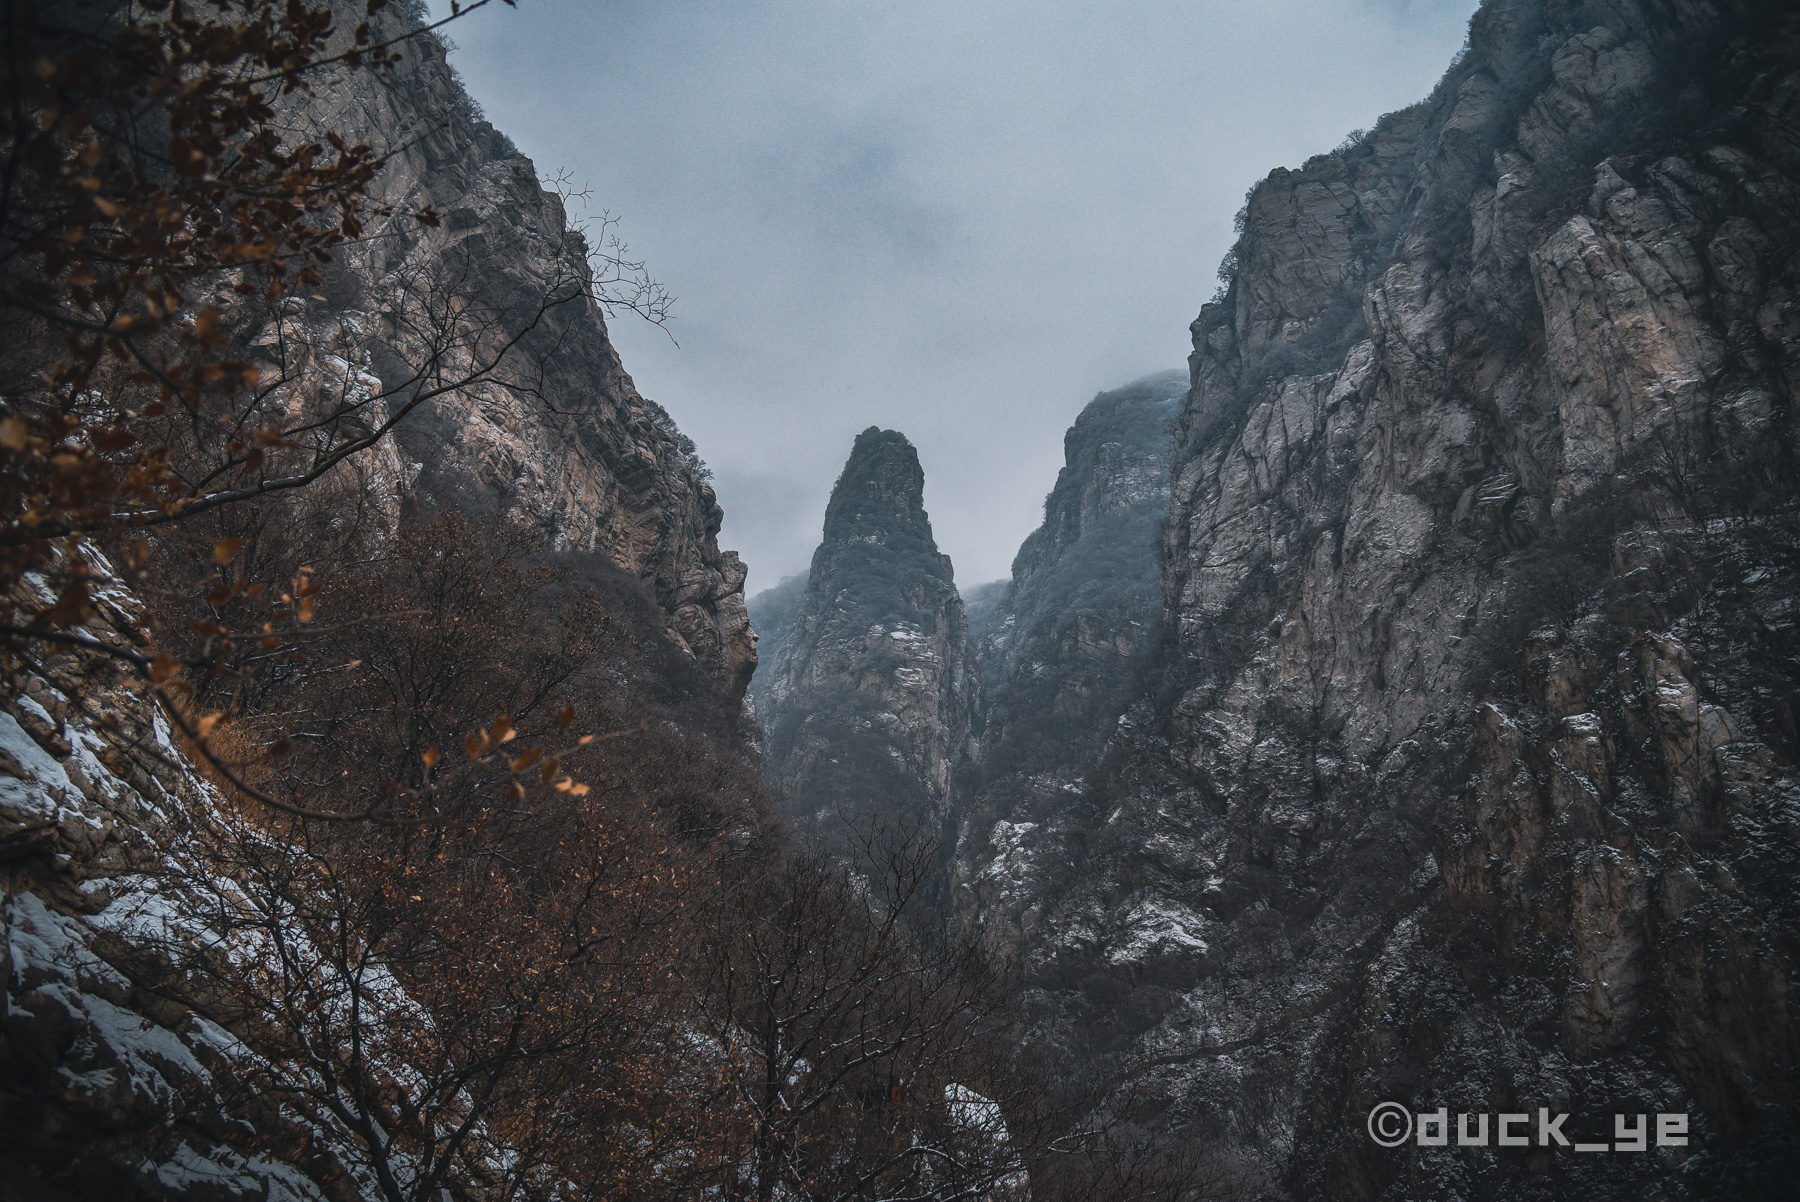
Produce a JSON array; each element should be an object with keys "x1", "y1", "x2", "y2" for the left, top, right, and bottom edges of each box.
[
  {"x1": 757, "y1": 428, "x2": 974, "y2": 869},
  {"x1": 820, "y1": 427, "x2": 939, "y2": 548}
]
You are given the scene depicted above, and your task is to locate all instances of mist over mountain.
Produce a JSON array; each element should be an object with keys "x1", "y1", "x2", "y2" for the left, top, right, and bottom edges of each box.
[
  {"x1": 6, "y1": 0, "x2": 1799, "y2": 1199},
  {"x1": 752, "y1": 0, "x2": 1800, "y2": 1196}
]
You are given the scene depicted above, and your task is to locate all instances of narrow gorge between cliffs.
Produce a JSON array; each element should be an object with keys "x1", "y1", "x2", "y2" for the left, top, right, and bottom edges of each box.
[{"x1": 3, "y1": 2, "x2": 1798, "y2": 1200}]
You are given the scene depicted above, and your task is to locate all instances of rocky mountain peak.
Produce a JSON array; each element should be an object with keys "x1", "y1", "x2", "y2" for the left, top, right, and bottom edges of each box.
[
  {"x1": 1012, "y1": 370, "x2": 1186, "y2": 585},
  {"x1": 754, "y1": 429, "x2": 972, "y2": 873},
  {"x1": 951, "y1": 372, "x2": 1183, "y2": 956},
  {"x1": 821, "y1": 426, "x2": 941, "y2": 555},
  {"x1": 769, "y1": 4, "x2": 1800, "y2": 1194},
  {"x1": 269, "y1": 0, "x2": 755, "y2": 700},
  {"x1": 1005, "y1": 1, "x2": 1800, "y2": 1196},
  {"x1": 755, "y1": 374, "x2": 1188, "y2": 925}
]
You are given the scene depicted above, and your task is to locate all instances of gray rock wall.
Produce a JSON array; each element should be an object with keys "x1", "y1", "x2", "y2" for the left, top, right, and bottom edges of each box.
[
  {"x1": 757, "y1": 429, "x2": 975, "y2": 858},
  {"x1": 1, "y1": 574, "x2": 424, "y2": 1201},
  {"x1": 952, "y1": 373, "x2": 1185, "y2": 960},
  {"x1": 279, "y1": 3, "x2": 754, "y2": 698},
  {"x1": 969, "y1": 0, "x2": 1799, "y2": 1196},
  {"x1": 1, "y1": 6, "x2": 764, "y2": 1196}
]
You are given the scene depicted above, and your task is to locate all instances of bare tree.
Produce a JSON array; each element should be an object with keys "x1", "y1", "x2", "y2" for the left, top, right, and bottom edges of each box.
[{"x1": 671, "y1": 826, "x2": 1033, "y2": 1202}]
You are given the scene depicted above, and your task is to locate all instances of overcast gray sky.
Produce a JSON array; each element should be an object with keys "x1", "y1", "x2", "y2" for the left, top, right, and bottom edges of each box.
[{"x1": 427, "y1": 0, "x2": 1478, "y2": 595}]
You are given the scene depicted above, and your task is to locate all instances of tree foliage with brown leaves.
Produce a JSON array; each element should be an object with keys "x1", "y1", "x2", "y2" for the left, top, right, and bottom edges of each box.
[
  {"x1": 4, "y1": 0, "x2": 404, "y2": 591},
  {"x1": 0, "y1": 0, "x2": 630, "y2": 816},
  {"x1": 0, "y1": 4, "x2": 714, "y2": 1193}
]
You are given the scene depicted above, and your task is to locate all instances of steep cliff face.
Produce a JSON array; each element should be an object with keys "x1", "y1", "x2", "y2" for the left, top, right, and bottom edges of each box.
[
  {"x1": 951, "y1": 373, "x2": 1184, "y2": 957},
  {"x1": 283, "y1": 3, "x2": 754, "y2": 697},
  {"x1": 758, "y1": 429, "x2": 974, "y2": 853},
  {"x1": 2, "y1": 6, "x2": 763, "y2": 1197},
  {"x1": 745, "y1": 572, "x2": 807, "y2": 728},
  {"x1": 988, "y1": 0, "x2": 1800, "y2": 1197},
  {"x1": 974, "y1": 371, "x2": 1184, "y2": 775}
]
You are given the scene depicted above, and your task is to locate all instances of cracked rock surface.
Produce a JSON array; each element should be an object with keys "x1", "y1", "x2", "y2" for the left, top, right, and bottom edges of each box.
[
  {"x1": 278, "y1": 3, "x2": 754, "y2": 699},
  {"x1": 762, "y1": 2, "x2": 1800, "y2": 1198},
  {"x1": 755, "y1": 429, "x2": 975, "y2": 869},
  {"x1": 969, "y1": 1, "x2": 1800, "y2": 1197}
]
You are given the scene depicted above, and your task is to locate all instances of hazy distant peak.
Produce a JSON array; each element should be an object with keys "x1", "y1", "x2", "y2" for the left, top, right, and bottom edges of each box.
[{"x1": 822, "y1": 426, "x2": 938, "y2": 551}]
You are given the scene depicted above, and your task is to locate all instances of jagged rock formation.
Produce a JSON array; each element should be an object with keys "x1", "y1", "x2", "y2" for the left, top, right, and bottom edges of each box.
[
  {"x1": 286, "y1": 3, "x2": 754, "y2": 697},
  {"x1": 970, "y1": 0, "x2": 1800, "y2": 1198},
  {"x1": 951, "y1": 372, "x2": 1185, "y2": 958},
  {"x1": 3, "y1": 4, "x2": 762, "y2": 1197},
  {"x1": 757, "y1": 429, "x2": 974, "y2": 856},
  {"x1": 754, "y1": 377, "x2": 1184, "y2": 934},
  {"x1": 972, "y1": 371, "x2": 1184, "y2": 777}
]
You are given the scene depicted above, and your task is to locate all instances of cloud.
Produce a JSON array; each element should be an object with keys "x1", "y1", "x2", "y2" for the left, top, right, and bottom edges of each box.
[{"x1": 429, "y1": 0, "x2": 1479, "y2": 593}]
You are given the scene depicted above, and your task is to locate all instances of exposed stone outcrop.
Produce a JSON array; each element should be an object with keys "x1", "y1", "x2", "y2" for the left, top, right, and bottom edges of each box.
[
  {"x1": 951, "y1": 372, "x2": 1184, "y2": 958},
  {"x1": 277, "y1": 4, "x2": 754, "y2": 698},
  {"x1": 757, "y1": 429, "x2": 974, "y2": 858},
  {"x1": 975, "y1": 371, "x2": 1184, "y2": 769},
  {"x1": 2, "y1": 6, "x2": 762, "y2": 1197},
  {"x1": 944, "y1": 1, "x2": 1799, "y2": 1197},
  {"x1": 0, "y1": 569, "x2": 434, "y2": 1201}
]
